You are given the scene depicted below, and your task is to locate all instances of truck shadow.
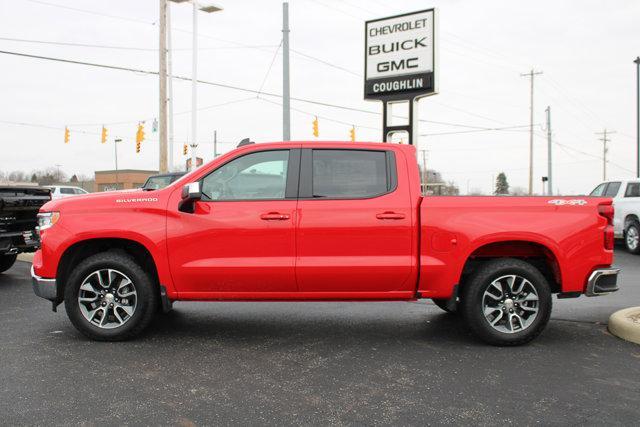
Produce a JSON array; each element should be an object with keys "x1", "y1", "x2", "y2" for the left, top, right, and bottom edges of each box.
[{"x1": 142, "y1": 303, "x2": 486, "y2": 346}]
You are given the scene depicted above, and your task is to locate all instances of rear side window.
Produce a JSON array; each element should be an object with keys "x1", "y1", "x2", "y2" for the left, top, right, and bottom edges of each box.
[
  {"x1": 590, "y1": 183, "x2": 607, "y2": 196},
  {"x1": 60, "y1": 188, "x2": 75, "y2": 194},
  {"x1": 604, "y1": 182, "x2": 621, "y2": 197},
  {"x1": 625, "y1": 183, "x2": 640, "y2": 197},
  {"x1": 311, "y1": 150, "x2": 391, "y2": 198}
]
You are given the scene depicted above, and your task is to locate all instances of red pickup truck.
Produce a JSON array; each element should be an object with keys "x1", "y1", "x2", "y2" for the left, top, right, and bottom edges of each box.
[{"x1": 31, "y1": 141, "x2": 618, "y2": 345}]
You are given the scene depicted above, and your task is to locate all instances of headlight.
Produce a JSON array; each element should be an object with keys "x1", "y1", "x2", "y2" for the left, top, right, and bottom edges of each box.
[{"x1": 37, "y1": 212, "x2": 60, "y2": 231}]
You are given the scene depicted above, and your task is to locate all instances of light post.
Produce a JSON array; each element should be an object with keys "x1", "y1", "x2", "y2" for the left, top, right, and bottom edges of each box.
[
  {"x1": 114, "y1": 138, "x2": 122, "y2": 190},
  {"x1": 169, "y1": 0, "x2": 223, "y2": 171},
  {"x1": 635, "y1": 56, "x2": 640, "y2": 178}
]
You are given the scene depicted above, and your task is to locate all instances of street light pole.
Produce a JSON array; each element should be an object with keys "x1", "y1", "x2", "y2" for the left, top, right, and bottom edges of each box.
[
  {"x1": 169, "y1": 1, "x2": 223, "y2": 171},
  {"x1": 635, "y1": 56, "x2": 640, "y2": 178},
  {"x1": 282, "y1": 2, "x2": 291, "y2": 141},
  {"x1": 190, "y1": 1, "x2": 199, "y2": 171}
]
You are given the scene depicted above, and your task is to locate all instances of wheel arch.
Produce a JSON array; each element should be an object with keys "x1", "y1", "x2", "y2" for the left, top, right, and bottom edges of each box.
[
  {"x1": 458, "y1": 240, "x2": 562, "y2": 294},
  {"x1": 624, "y1": 214, "x2": 639, "y2": 228},
  {"x1": 55, "y1": 238, "x2": 161, "y2": 302}
]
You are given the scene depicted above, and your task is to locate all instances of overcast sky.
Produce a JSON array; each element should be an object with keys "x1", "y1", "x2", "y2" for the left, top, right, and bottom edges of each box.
[{"x1": 1, "y1": 0, "x2": 638, "y2": 194}]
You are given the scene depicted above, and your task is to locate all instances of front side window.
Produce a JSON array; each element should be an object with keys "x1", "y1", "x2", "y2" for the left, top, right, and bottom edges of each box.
[
  {"x1": 625, "y1": 182, "x2": 640, "y2": 197},
  {"x1": 60, "y1": 187, "x2": 75, "y2": 195},
  {"x1": 312, "y1": 150, "x2": 390, "y2": 198},
  {"x1": 201, "y1": 150, "x2": 289, "y2": 201},
  {"x1": 604, "y1": 182, "x2": 621, "y2": 197}
]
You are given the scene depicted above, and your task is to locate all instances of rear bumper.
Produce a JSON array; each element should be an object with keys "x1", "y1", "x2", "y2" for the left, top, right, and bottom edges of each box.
[
  {"x1": 585, "y1": 268, "x2": 619, "y2": 296},
  {"x1": 31, "y1": 265, "x2": 57, "y2": 301}
]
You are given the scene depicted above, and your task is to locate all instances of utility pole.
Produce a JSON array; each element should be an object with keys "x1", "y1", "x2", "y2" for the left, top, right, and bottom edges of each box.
[
  {"x1": 596, "y1": 129, "x2": 616, "y2": 181},
  {"x1": 282, "y1": 2, "x2": 291, "y2": 141},
  {"x1": 635, "y1": 56, "x2": 640, "y2": 178},
  {"x1": 167, "y1": 2, "x2": 175, "y2": 171},
  {"x1": 213, "y1": 130, "x2": 218, "y2": 158},
  {"x1": 158, "y1": 0, "x2": 169, "y2": 173},
  {"x1": 545, "y1": 106, "x2": 552, "y2": 195},
  {"x1": 521, "y1": 69, "x2": 543, "y2": 195},
  {"x1": 114, "y1": 138, "x2": 121, "y2": 189},
  {"x1": 418, "y1": 149, "x2": 427, "y2": 193}
]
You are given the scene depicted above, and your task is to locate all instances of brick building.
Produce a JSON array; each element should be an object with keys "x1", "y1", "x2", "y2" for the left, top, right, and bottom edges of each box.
[{"x1": 94, "y1": 169, "x2": 158, "y2": 192}]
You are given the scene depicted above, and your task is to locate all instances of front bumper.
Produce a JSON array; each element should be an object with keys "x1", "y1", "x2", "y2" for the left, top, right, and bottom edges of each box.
[
  {"x1": 586, "y1": 268, "x2": 619, "y2": 296},
  {"x1": 31, "y1": 265, "x2": 57, "y2": 301}
]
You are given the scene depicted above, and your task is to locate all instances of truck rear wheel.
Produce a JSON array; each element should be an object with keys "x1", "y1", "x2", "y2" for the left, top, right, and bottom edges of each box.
[
  {"x1": 0, "y1": 254, "x2": 17, "y2": 274},
  {"x1": 64, "y1": 251, "x2": 158, "y2": 341},
  {"x1": 461, "y1": 258, "x2": 552, "y2": 346}
]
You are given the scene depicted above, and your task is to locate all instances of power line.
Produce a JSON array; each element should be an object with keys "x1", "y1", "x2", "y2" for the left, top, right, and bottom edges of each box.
[
  {"x1": 23, "y1": 0, "x2": 155, "y2": 25},
  {"x1": 0, "y1": 36, "x2": 278, "y2": 52},
  {"x1": 0, "y1": 49, "x2": 518, "y2": 131},
  {"x1": 421, "y1": 124, "x2": 532, "y2": 137},
  {"x1": 256, "y1": 41, "x2": 283, "y2": 96}
]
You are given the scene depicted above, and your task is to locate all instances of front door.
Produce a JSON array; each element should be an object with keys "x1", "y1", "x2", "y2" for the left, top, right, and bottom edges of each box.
[{"x1": 167, "y1": 149, "x2": 300, "y2": 297}]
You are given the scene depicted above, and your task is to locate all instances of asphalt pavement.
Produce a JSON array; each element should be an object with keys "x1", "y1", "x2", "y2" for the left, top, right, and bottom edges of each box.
[{"x1": 1, "y1": 251, "x2": 639, "y2": 426}]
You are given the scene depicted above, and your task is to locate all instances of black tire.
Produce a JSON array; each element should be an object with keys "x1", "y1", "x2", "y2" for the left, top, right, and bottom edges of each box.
[
  {"x1": 431, "y1": 298, "x2": 456, "y2": 314},
  {"x1": 64, "y1": 251, "x2": 158, "y2": 341},
  {"x1": 624, "y1": 220, "x2": 640, "y2": 254},
  {"x1": 460, "y1": 258, "x2": 552, "y2": 346},
  {"x1": 0, "y1": 254, "x2": 17, "y2": 274}
]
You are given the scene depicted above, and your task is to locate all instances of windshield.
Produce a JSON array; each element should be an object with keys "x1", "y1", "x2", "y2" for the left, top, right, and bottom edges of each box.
[{"x1": 143, "y1": 175, "x2": 175, "y2": 190}]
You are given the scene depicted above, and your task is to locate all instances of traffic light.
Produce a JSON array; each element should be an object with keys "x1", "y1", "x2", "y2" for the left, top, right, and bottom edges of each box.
[
  {"x1": 101, "y1": 126, "x2": 108, "y2": 144},
  {"x1": 136, "y1": 140, "x2": 141, "y2": 153},
  {"x1": 349, "y1": 126, "x2": 356, "y2": 142},
  {"x1": 312, "y1": 116, "x2": 319, "y2": 137},
  {"x1": 183, "y1": 143, "x2": 188, "y2": 156},
  {"x1": 136, "y1": 123, "x2": 145, "y2": 144},
  {"x1": 64, "y1": 127, "x2": 70, "y2": 144}
]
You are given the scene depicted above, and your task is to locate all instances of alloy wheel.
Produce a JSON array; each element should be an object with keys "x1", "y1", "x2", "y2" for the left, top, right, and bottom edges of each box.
[
  {"x1": 626, "y1": 226, "x2": 639, "y2": 251},
  {"x1": 77, "y1": 269, "x2": 137, "y2": 329},
  {"x1": 482, "y1": 274, "x2": 539, "y2": 334}
]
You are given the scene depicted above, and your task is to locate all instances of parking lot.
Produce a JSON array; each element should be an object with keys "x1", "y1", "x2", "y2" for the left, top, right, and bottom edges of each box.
[{"x1": 1, "y1": 250, "x2": 639, "y2": 425}]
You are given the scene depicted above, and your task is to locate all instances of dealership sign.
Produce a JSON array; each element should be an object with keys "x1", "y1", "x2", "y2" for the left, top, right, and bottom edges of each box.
[{"x1": 364, "y1": 9, "x2": 437, "y2": 100}]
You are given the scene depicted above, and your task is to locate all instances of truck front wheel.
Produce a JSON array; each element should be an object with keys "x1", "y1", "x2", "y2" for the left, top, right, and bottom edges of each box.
[
  {"x1": 64, "y1": 251, "x2": 158, "y2": 341},
  {"x1": 461, "y1": 258, "x2": 552, "y2": 346},
  {"x1": 0, "y1": 254, "x2": 17, "y2": 274}
]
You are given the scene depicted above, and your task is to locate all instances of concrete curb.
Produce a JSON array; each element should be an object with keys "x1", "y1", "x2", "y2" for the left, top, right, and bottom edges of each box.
[
  {"x1": 608, "y1": 307, "x2": 640, "y2": 345},
  {"x1": 17, "y1": 253, "x2": 34, "y2": 263}
]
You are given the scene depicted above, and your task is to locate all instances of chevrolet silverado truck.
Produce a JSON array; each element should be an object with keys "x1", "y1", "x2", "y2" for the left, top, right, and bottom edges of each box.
[
  {"x1": 31, "y1": 142, "x2": 619, "y2": 345},
  {"x1": 1, "y1": 185, "x2": 50, "y2": 273}
]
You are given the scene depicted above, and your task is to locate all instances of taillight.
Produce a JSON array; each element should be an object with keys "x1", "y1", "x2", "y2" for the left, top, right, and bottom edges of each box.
[{"x1": 598, "y1": 203, "x2": 614, "y2": 250}]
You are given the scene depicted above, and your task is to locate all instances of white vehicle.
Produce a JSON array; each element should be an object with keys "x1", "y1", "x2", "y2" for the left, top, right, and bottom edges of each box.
[
  {"x1": 48, "y1": 185, "x2": 89, "y2": 200},
  {"x1": 590, "y1": 179, "x2": 640, "y2": 253}
]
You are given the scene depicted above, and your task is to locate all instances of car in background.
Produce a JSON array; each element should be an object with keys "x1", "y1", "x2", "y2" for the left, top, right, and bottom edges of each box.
[
  {"x1": 141, "y1": 172, "x2": 185, "y2": 190},
  {"x1": 590, "y1": 179, "x2": 640, "y2": 253},
  {"x1": 49, "y1": 185, "x2": 89, "y2": 200},
  {"x1": 1, "y1": 185, "x2": 51, "y2": 273}
]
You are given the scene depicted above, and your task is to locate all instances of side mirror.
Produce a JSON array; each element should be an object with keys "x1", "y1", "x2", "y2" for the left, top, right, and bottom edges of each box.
[
  {"x1": 181, "y1": 182, "x2": 202, "y2": 200},
  {"x1": 179, "y1": 182, "x2": 202, "y2": 213}
]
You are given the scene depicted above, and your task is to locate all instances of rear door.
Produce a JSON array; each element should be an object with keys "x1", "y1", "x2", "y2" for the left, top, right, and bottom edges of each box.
[{"x1": 295, "y1": 148, "x2": 414, "y2": 295}]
